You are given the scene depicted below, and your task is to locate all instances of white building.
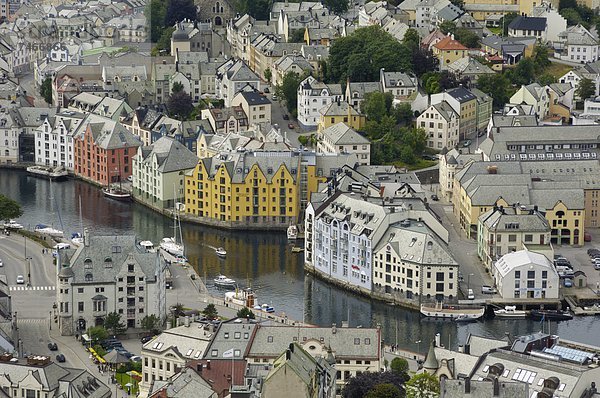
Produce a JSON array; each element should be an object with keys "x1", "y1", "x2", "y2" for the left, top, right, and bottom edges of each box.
[
  {"x1": 493, "y1": 250, "x2": 559, "y2": 299},
  {"x1": 34, "y1": 110, "x2": 85, "y2": 170},
  {"x1": 317, "y1": 122, "x2": 371, "y2": 165},
  {"x1": 297, "y1": 75, "x2": 343, "y2": 127},
  {"x1": 416, "y1": 0, "x2": 450, "y2": 29},
  {"x1": 56, "y1": 231, "x2": 167, "y2": 336},
  {"x1": 215, "y1": 59, "x2": 260, "y2": 107},
  {"x1": 380, "y1": 68, "x2": 418, "y2": 103},
  {"x1": 557, "y1": 25, "x2": 599, "y2": 64},
  {"x1": 417, "y1": 101, "x2": 459, "y2": 150}
]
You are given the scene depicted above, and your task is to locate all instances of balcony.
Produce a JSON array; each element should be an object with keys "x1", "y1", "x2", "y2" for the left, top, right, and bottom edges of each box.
[{"x1": 92, "y1": 308, "x2": 107, "y2": 317}]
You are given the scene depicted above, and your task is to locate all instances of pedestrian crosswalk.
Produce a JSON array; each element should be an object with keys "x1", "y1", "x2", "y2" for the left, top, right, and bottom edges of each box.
[{"x1": 9, "y1": 285, "x2": 55, "y2": 291}]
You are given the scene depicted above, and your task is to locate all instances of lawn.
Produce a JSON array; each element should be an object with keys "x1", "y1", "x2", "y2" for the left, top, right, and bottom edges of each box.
[
  {"x1": 545, "y1": 62, "x2": 573, "y2": 80},
  {"x1": 115, "y1": 373, "x2": 139, "y2": 395},
  {"x1": 393, "y1": 159, "x2": 437, "y2": 171}
]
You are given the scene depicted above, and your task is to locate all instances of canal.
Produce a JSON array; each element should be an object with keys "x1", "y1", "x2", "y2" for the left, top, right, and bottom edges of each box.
[{"x1": 2, "y1": 169, "x2": 600, "y2": 352}]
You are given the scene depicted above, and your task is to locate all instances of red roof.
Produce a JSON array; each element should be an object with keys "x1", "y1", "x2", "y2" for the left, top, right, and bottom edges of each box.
[
  {"x1": 434, "y1": 36, "x2": 468, "y2": 51},
  {"x1": 188, "y1": 360, "x2": 248, "y2": 398}
]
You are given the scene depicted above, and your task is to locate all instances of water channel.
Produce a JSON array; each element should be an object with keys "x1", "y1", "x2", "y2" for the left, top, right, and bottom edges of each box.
[{"x1": 2, "y1": 169, "x2": 599, "y2": 352}]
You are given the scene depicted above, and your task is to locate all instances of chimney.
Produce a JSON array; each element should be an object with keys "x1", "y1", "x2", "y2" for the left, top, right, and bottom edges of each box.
[
  {"x1": 465, "y1": 378, "x2": 471, "y2": 394},
  {"x1": 289, "y1": 343, "x2": 295, "y2": 353},
  {"x1": 434, "y1": 333, "x2": 441, "y2": 347},
  {"x1": 332, "y1": 323, "x2": 337, "y2": 334},
  {"x1": 196, "y1": 363, "x2": 202, "y2": 372},
  {"x1": 83, "y1": 228, "x2": 90, "y2": 247},
  {"x1": 493, "y1": 378, "x2": 500, "y2": 396},
  {"x1": 206, "y1": 360, "x2": 211, "y2": 369},
  {"x1": 184, "y1": 316, "x2": 190, "y2": 327}
]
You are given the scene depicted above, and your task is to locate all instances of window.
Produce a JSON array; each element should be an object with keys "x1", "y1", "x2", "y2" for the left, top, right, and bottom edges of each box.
[
  {"x1": 542, "y1": 271, "x2": 547, "y2": 279},
  {"x1": 527, "y1": 270, "x2": 535, "y2": 279},
  {"x1": 78, "y1": 288, "x2": 84, "y2": 293},
  {"x1": 78, "y1": 302, "x2": 84, "y2": 312},
  {"x1": 515, "y1": 271, "x2": 520, "y2": 279},
  {"x1": 354, "y1": 338, "x2": 360, "y2": 345},
  {"x1": 267, "y1": 336, "x2": 273, "y2": 343}
]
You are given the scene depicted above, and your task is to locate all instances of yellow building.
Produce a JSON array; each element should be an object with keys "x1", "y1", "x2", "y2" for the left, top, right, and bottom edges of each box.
[
  {"x1": 184, "y1": 150, "x2": 357, "y2": 229},
  {"x1": 432, "y1": 36, "x2": 469, "y2": 69},
  {"x1": 317, "y1": 100, "x2": 366, "y2": 132}
]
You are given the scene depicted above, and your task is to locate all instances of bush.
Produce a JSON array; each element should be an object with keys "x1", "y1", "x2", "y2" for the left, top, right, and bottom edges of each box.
[{"x1": 298, "y1": 135, "x2": 309, "y2": 146}]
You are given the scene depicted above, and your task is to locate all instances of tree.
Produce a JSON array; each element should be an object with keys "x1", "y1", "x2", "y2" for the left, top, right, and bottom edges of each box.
[
  {"x1": 439, "y1": 20, "x2": 456, "y2": 35},
  {"x1": 392, "y1": 103, "x2": 414, "y2": 126},
  {"x1": 236, "y1": 307, "x2": 256, "y2": 319},
  {"x1": 412, "y1": 49, "x2": 439, "y2": 77},
  {"x1": 276, "y1": 71, "x2": 305, "y2": 114},
  {"x1": 87, "y1": 326, "x2": 108, "y2": 344},
  {"x1": 146, "y1": 0, "x2": 167, "y2": 43},
  {"x1": 264, "y1": 68, "x2": 272, "y2": 83},
  {"x1": 500, "y1": 13, "x2": 519, "y2": 36},
  {"x1": 390, "y1": 358, "x2": 409, "y2": 375},
  {"x1": 165, "y1": 0, "x2": 197, "y2": 27},
  {"x1": 576, "y1": 77, "x2": 595, "y2": 100},
  {"x1": 323, "y1": 0, "x2": 349, "y2": 14},
  {"x1": 141, "y1": 315, "x2": 162, "y2": 335},
  {"x1": 342, "y1": 371, "x2": 408, "y2": 398},
  {"x1": 537, "y1": 73, "x2": 556, "y2": 86},
  {"x1": 170, "y1": 303, "x2": 185, "y2": 318},
  {"x1": 532, "y1": 45, "x2": 551, "y2": 73},
  {"x1": 104, "y1": 312, "x2": 126, "y2": 336},
  {"x1": 454, "y1": 28, "x2": 479, "y2": 48},
  {"x1": 167, "y1": 91, "x2": 194, "y2": 119},
  {"x1": 361, "y1": 92, "x2": 393, "y2": 123},
  {"x1": 405, "y1": 373, "x2": 440, "y2": 398},
  {"x1": 172, "y1": 82, "x2": 184, "y2": 93},
  {"x1": 203, "y1": 304, "x2": 218, "y2": 320},
  {"x1": 365, "y1": 384, "x2": 402, "y2": 398},
  {"x1": 476, "y1": 73, "x2": 514, "y2": 108},
  {"x1": 559, "y1": 0, "x2": 578, "y2": 9},
  {"x1": 403, "y1": 28, "x2": 420, "y2": 52},
  {"x1": 289, "y1": 29, "x2": 305, "y2": 43},
  {"x1": 560, "y1": 8, "x2": 583, "y2": 26},
  {"x1": 508, "y1": 57, "x2": 535, "y2": 86},
  {"x1": 233, "y1": 0, "x2": 271, "y2": 20},
  {"x1": 40, "y1": 77, "x2": 52, "y2": 104},
  {"x1": 0, "y1": 194, "x2": 23, "y2": 222},
  {"x1": 154, "y1": 26, "x2": 175, "y2": 55}
]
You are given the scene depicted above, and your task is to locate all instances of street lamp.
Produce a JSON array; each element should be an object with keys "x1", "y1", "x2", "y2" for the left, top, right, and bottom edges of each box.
[
  {"x1": 467, "y1": 273, "x2": 474, "y2": 292},
  {"x1": 49, "y1": 311, "x2": 52, "y2": 331},
  {"x1": 25, "y1": 256, "x2": 32, "y2": 286}
]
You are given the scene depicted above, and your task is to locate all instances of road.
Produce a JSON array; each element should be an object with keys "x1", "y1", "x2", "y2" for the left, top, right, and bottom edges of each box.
[
  {"x1": 17, "y1": 73, "x2": 44, "y2": 107},
  {"x1": 263, "y1": 86, "x2": 312, "y2": 148}
]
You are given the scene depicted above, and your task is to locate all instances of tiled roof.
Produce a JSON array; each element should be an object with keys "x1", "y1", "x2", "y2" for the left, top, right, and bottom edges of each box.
[{"x1": 433, "y1": 35, "x2": 468, "y2": 50}]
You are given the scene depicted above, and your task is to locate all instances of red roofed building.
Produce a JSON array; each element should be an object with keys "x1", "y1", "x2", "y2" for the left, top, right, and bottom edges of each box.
[{"x1": 433, "y1": 35, "x2": 469, "y2": 69}]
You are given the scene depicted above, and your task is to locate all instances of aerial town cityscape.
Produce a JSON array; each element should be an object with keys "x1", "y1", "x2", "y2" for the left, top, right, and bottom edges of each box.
[{"x1": 1, "y1": 0, "x2": 600, "y2": 396}]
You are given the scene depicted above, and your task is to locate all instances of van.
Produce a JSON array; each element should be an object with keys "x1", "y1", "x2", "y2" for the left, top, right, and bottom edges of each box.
[
  {"x1": 467, "y1": 289, "x2": 475, "y2": 300},
  {"x1": 481, "y1": 285, "x2": 496, "y2": 294}
]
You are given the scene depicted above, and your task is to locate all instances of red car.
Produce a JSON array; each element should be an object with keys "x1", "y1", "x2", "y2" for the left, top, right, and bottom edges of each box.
[{"x1": 288, "y1": 123, "x2": 295, "y2": 129}]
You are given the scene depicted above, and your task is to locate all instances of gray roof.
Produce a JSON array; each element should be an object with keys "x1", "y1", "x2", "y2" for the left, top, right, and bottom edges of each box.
[
  {"x1": 479, "y1": 206, "x2": 550, "y2": 232},
  {"x1": 431, "y1": 101, "x2": 458, "y2": 122},
  {"x1": 148, "y1": 367, "x2": 215, "y2": 398},
  {"x1": 446, "y1": 86, "x2": 476, "y2": 103},
  {"x1": 381, "y1": 71, "x2": 417, "y2": 89},
  {"x1": 238, "y1": 91, "x2": 271, "y2": 106},
  {"x1": 73, "y1": 114, "x2": 141, "y2": 150},
  {"x1": 508, "y1": 16, "x2": 546, "y2": 31},
  {"x1": 203, "y1": 319, "x2": 257, "y2": 360},
  {"x1": 447, "y1": 57, "x2": 494, "y2": 76},
  {"x1": 142, "y1": 321, "x2": 213, "y2": 360},
  {"x1": 137, "y1": 136, "x2": 198, "y2": 174},
  {"x1": 490, "y1": 115, "x2": 538, "y2": 129},
  {"x1": 441, "y1": 379, "x2": 529, "y2": 397},
  {"x1": 346, "y1": 81, "x2": 382, "y2": 99},
  {"x1": 321, "y1": 123, "x2": 369, "y2": 145}
]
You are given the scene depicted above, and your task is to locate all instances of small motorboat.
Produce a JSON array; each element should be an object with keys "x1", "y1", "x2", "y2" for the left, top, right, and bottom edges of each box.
[
  {"x1": 139, "y1": 240, "x2": 155, "y2": 252},
  {"x1": 287, "y1": 225, "x2": 298, "y2": 240},
  {"x1": 102, "y1": 186, "x2": 131, "y2": 201},
  {"x1": 160, "y1": 237, "x2": 184, "y2": 257},
  {"x1": 4, "y1": 220, "x2": 23, "y2": 230},
  {"x1": 529, "y1": 309, "x2": 573, "y2": 321},
  {"x1": 215, "y1": 247, "x2": 227, "y2": 257},
  {"x1": 494, "y1": 306, "x2": 527, "y2": 319},
  {"x1": 454, "y1": 314, "x2": 478, "y2": 323},
  {"x1": 34, "y1": 224, "x2": 64, "y2": 237},
  {"x1": 71, "y1": 232, "x2": 84, "y2": 245},
  {"x1": 420, "y1": 302, "x2": 485, "y2": 320},
  {"x1": 214, "y1": 275, "x2": 236, "y2": 288},
  {"x1": 261, "y1": 304, "x2": 275, "y2": 313}
]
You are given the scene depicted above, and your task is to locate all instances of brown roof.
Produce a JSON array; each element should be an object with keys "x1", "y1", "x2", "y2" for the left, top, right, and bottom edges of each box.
[
  {"x1": 188, "y1": 360, "x2": 247, "y2": 398},
  {"x1": 434, "y1": 36, "x2": 468, "y2": 51}
]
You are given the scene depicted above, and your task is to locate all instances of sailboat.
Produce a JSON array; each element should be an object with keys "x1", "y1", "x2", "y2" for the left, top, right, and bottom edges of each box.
[
  {"x1": 103, "y1": 157, "x2": 131, "y2": 201},
  {"x1": 71, "y1": 196, "x2": 85, "y2": 246},
  {"x1": 160, "y1": 189, "x2": 185, "y2": 257},
  {"x1": 35, "y1": 179, "x2": 64, "y2": 237}
]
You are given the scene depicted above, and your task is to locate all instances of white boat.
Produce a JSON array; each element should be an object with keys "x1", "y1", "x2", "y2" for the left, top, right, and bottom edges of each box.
[
  {"x1": 420, "y1": 302, "x2": 485, "y2": 320},
  {"x1": 225, "y1": 288, "x2": 256, "y2": 307},
  {"x1": 102, "y1": 186, "x2": 131, "y2": 201},
  {"x1": 454, "y1": 314, "x2": 478, "y2": 323},
  {"x1": 139, "y1": 240, "x2": 155, "y2": 253},
  {"x1": 261, "y1": 303, "x2": 275, "y2": 313},
  {"x1": 287, "y1": 225, "x2": 298, "y2": 240},
  {"x1": 214, "y1": 275, "x2": 236, "y2": 288},
  {"x1": 494, "y1": 306, "x2": 527, "y2": 319},
  {"x1": 160, "y1": 237, "x2": 184, "y2": 257},
  {"x1": 26, "y1": 165, "x2": 68, "y2": 180},
  {"x1": 4, "y1": 220, "x2": 23, "y2": 230},
  {"x1": 215, "y1": 247, "x2": 227, "y2": 257},
  {"x1": 34, "y1": 224, "x2": 64, "y2": 237}
]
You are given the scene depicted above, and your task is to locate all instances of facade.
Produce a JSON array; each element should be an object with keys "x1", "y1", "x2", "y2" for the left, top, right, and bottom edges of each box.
[
  {"x1": 317, "y1": 100, "x2": 366, "y2": 132},
  {"x1": 417, "y1": 101, "x2": 460, "y2": 150},
  {"x1": 34, "y1": 110, "x2": 85, "y2": 170},
  {"x1": 202, "y1": 106, "x2": 248, "y2": 135},
  {"x1": 438, "y1": 148, "x2": 482, "y2": 202},
  {"x1": 508, "y1": 16, "x2": 547, "y2": 41},
  {"x1": 272, "y1": 53, "x2": 313, "y2": 86},
  {"x1": 557, "y1": 25, "x2": 599, "y2": 64},
  {"x1": 132, "y1": 136, "x2": 198, "y2": 210},
  {"x1": 297, "y1": 75, "x2": 343, "y2": 127},
  {"x1": 432, "y1": 35, "x2": 468, "y2": 69},
  {"x1": 56, "y1": 232, "x2": 167, "y2": 336},
  {"x1": 379, "y1": 69, "x2": 418, "y2": 102},
  {"x1": 477, "y1": 204, "x2": 551, "y2": 269},
  {"x1": 215, "y1": 59, "x2": 261, "y2": 107},
  {"x1": 509, "y1": 83, "x2": 550, "y2": 120},
  {"x1": 493, "y1": 250, "x2": 559, "y2": 299},
  {"x1": 317, "y1": 122, "x2": 370, "y2": 165},
  {"x1": 345, "y1": 81, "x2": 382, "y2": 111},
  {"x1": 73, "y1": 114, "x2": 141, "y2": 187},
  {"x1": 431, "y1": 87, "x2": 478, "y2": 139},
  {"x1": 230, "y1": 91, "x2": 272, "y2": 126}
]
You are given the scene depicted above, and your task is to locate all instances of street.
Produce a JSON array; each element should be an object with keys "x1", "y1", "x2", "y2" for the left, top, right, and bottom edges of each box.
[
  {"x1": 17, "y1": 73, "x2": 44, "y2": 107},
  {"x1": 263, "y1": 87, "x2": 312, "y2": 148}
]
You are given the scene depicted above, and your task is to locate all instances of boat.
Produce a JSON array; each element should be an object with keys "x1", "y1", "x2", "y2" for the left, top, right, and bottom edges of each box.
[
  {"x1": 261, "y1": 304, "x2": 275, "y2": 313},
  {"x1": 529, "y1": 309, "x2": 573, "y2": 321},
  {"x1": 291, "y1": 246, "x2": 303, "y2": 253},
  {"x1": 160, "y1": 198, "x2": 185, "y2": 257},
  {"x1": 454, "y1": 314, "x2": 478, "y2": 323},
  {"x1": 139, "y1": 241, "x2": 155, "y2": 253},
  {"x1": 3, "y1": 220, "x2": 23, "y2": 230},
  {"x1": 71, "y1": 233, "x2": 84, "y2": 246},
  {"x1": 34, "y1": 224, "x2": 63, "y2": 237},
  {"x1": 494, "y1": 306, "x2": 527, "y2": 319},
  {"x1": 420, "y1": 302, "x2": 485, "y2": 320},
  {"x1": 225, "y1": 288, "x2": 256, "y2": 307},
  {"x1": 102, "y1": 186, "x2": 131, "y2": 201},
  {"x1": 214, "y1": 275, "x2": 236, "y2": 288},
  {"x1": 160, "y1": 237, "x2": 184, "y2": 257},
  {"x1": 215, "y1": 247, "x2": 227, "y2": 257},
  {"x1": 287, "y1": 225, "x2": 298, "y2": 240},
  {"x1": 26, "y1": 165, "x2": 68, "y2": 180}
]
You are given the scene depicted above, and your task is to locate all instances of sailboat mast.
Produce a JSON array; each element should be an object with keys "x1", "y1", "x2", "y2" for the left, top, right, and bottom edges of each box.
[{"x1": 79, "y1": 195, "x2": 83, "y2": 234}]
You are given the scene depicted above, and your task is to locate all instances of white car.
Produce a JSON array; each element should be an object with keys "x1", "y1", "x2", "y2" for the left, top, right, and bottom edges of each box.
[
  {"x1": 467, "y1": 289, "x2": 475, "y2": 300},
  {"x1": 53, "y1": 243, "x2": 70, "y2": 250},
  {"x1": 0, "y1": 259, "x2": 3, "y2": 267},
  {"x1": 16, "y1": 275, "x2": 24, "y2": 284}
]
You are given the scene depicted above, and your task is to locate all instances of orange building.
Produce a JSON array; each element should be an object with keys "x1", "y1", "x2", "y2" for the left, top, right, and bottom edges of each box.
[
  {"x1": 73, "y1": 114, "x2": 141, "y2": 186},
  {"x1": 433, "y1": 35, "x2": 469, "y2": 69}
]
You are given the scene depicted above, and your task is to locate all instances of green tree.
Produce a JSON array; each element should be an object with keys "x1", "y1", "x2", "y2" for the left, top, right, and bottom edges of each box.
[
  {"x1": 532, "y1": 44, "x2": 551, "y2": 73},
  {"x1": 40, "y1": 77, "x2": 52, "y2": 104},
  {"x1": 412, "y1": 48, "x2": 439, "y2": 77},
  {"x1": 146, "y1": 0, "x2": 167, "y2": 43},
  {"x1": 0, "y1": 194, "x2": 23, "y2": 222},
  {"x1": 365, "y1": 384, "x2": 402, "y2": 398},
  {"x1": 576, "y1": 77, "x2": 595, "y2": 100},
  {"x1": 276, "y1": 71, "x2": 305, "y2": 114},
  {"x1": 167, "y1": 90, "x2": 194, "y2": 119},
  {"x1": 455, "y1": 28, "x2": 480, "y2": 48},
  {"x1": 233, "y1": 0, "x2": 271, "y2": 20},
  {"x1": 402, "y1": 28, "x2": 420, "y2": 52},
  {"x1": 236, "y1": 307, "x2": 256, "y2": 319},
  {"x1": 392, "y1": 103, "x2": 414, "y2": 126},
  {"x1": 476, "y1": 73, "x2": 514, "y2": 108},
  {"x1": 104, "y1": 312, "x2": 126, "y2": 336},
  {"x1": 165, "y1": 0, "x2": 197, "y2": 27},
  {"x1": 87, "y1": 326, "x2": 108, "y2": 344},
  {"x1": 298, "y1": 135, "x2": 310, "y2": 146},
  {"x1": 203, "y1": 304, "x2": 219, "y2": 320},
  {"x1": 423, "y1": 73, "x2": 442, "y2": 95},
  {"x1": 560, "y1": 8, "x2": 583, "y2": 26},
  {"x1": 537, "y1": 73, "x2": 556, "y2": 86},
  {"x1": 406, "y1": 373, "x2": 440, "y2": 398},
  {"x1": 439, "y1": 20, "x2": 456, "y2": 35},
  {"x1": 501, "y1": 13, "x2": 519, "y2": 36},
  {"x1": 170, "y1": 303, "x2": 185, "y2": 318},
  {"x1": 141, "y1": 315, "x2": 162, "y2": 335},
  {"x1": 324, "y1": 0, "x2": 349, "y2": 14},
  {"x1": 172, "y1": 82, "x2": 184, "y2": 93},
  {"x1": 289, "y1": 29, "x2": 305, "y2": 43},
  {"x1": 153, "y1": 26, "x2": 176, "y2": 55},
  {"x1": 509, "y1": 57, "x2": 535, "y2": 86},
  {"x1": 390, "y1": 357, "x2": 409, "y2": 375},
  {"x1": 264, "y1": 68, "x2": 272, "y2": 83},
  {"x1": 361, "y1": 92, "x2": 393, "y2": 123},
  {"x1": 342, "y1": 371, "x2": 408, "y2": 398},
  {"x1": 559, "y1": 0, "x2": 578, "y2": 9}
]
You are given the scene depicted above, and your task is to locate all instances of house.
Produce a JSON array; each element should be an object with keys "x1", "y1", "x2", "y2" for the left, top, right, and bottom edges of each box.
[
  {"x1": 203, "y1": 106, "x2": 248, "y2": 135},
  {"x1": 297, "y1": 75, "x2": 343, "y2": 127},
  {"x1": 547, "y1": 83, "x2": 574, "y2": 122},
  {"x1": 317, "y1": 122, "x2": 371, "y2": 165},
  {"x1": 359, "y1": 1, "x2": 393, "y2": 26},
  {"x1": 122, "y1": 107, "x2": 165, "y2": 146},
  {"x1": 215, "y1": 59, "x2": 261, "y2": 107},
  {"x1": 486, "y1": 114, "x2": 538, "y2": 135},
  {"x1": 379, "y1": 68, "x2": 418, "y2": 103},
  {"x1": 231, "y1": 91, "x2": 272, "y2": 125},
  {"x1": 432, "y1": 35, "x2": 469, "y2": 69},
  {"x1": 508, "y1": 16, "x2": 547, "y2": 41},
  {"x1": 170, "y1": 20, "x2": 225, "y2": 58},
  {"x1": 493, "y1": 250, "x2": 559, "y2": 299},
  {"x1": 248, "y1": 33, "x2": 302, "y2": 82},
  {"x1": 272, "y1": 54, "x2": 313, "y2": 86},
  {"x1": 481, "y1": 35, "x2": 536, "y2": 66},
  {"x1": 56, "y1": 231, "x2": 167, "y2": 335},
  {"x1": 447, "y1": 57, "x2": 494, "y2": 82},
  {"x1": 421, "y1": 29, "x2": 446, "y2": 50},
  {"x1": 417, "y1": 101, "x2": 460, "y2": 150},
  {"x1": 532, "y1": 3, "x2": 567, "y2": 43},
  {"x1": 430, "y1": 86, "x2": 478, "y2": 140},
  {"x1": 72, "y1": 114, "x2": 141, "y2": 187},
  {"x1": 147, "y1": 366, "x2": 217, "y2": 398},
  {"x1": 477, "y1": 204, "x2": 551, "y2": 269},
  {"x1": 317, "y1": 100, "x2": 366, "y2": 132},
  {"x1": 438, "y1": 148, "x2": 483, "y2": 202},
  {"x1": 262, "y1": 343, "x2": 336, "y2": 398},
  {"x1": 304, "y1": 27, "x2": 338, "y2": 47},
  {"x1": 345, "y1": 81, "x2": 382, "y2": 111},
  {"x1": 416, "y1": 0, "x2": 451, "y2": 30},
  {"x1": 34, "y1": 110, "x2": 85, "y2": 171},
  {"x1": 382, "y1": 18, "x2": 410, "y2": 42},
  {"x1": 132, "y1": 136, "x2": 198, "y2": 210},
  {"x1": 509, "y1": 83, "x2": 550, "y2": 120},
  {"x1": 556, "y1": 25, "x2": 599, "y2": 64},
  {"x1": 471, "y1": 87, "x2": 493, "y2": 132}
]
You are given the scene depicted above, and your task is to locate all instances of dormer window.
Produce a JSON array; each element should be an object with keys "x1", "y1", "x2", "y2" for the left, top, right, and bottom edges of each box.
[
  {"x1": 104, "y1": 257, "x2": 112, "y2": 268},
  {"x1": 84, "y1": 258, "x2": 92, "y2": 269},
  {"x1": 85, "y1": 273, "x2": 93, "y2": 281}
]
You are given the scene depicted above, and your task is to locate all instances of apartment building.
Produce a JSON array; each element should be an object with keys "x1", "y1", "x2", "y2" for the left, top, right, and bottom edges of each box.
[
  {"x1": 508, "y1": 16, "x2": 547, "y2": 42},
  {"x1": 34, "y1": 110, "x2": 85, "y2": 170},
  {"x1": 298, "y1": 75, "x2": 343, "y2": 127},
  {"x1": 438, "y1": 148, "x2": 482, "y2": 202},
  {"x1": 557, "y1": 25, "x2": 599, "y2": 64},
  {"x1": 231, "y1": 91, "x2": 272, "y2": 125},
  {"x1": 345, "y1": 81, "x2": 382, "y2": 111},
  {"x1": 215, "y1": 59, "x2": 261, "y2": 107},
  {"x1": 417, "y1": 101, "x2": 460, "y2": 150},
  {"x1": 202, "y1": 106, "x2": 249, "y2": 135},
  {"x1": 248, "y1": 33, "x2": 302, "y2": 84},
  {"x1": 494, "y1": 250, "x2": 559, "y2": 299},
  {"x1": 317, "y1": 100, "x2": 366, "y2": 132},
  {"x1": 56, "y1": 232, "x2": 167, "y2": 336},
  {"x1": 431, "y1": 86, "x2": 478, "y2": 139},
  {"x1": 433, "y1": 35, "x2": 469, "y2": 69},
  {"x1": 317, "y1": 122, "x2": 371, "y2": 165},
  {"x1": 380, "y1": 68, "x2": 418, "y2": 102}
]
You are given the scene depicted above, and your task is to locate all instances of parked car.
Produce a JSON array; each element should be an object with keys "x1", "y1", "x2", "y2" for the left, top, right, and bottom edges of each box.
[
  {"x1": 53, "y1": 242, "x2": 70, "y2": 250},
  {"x1": 564, "y1": 278, "x2": 573, "y2": 288},
  {"x1": 140, "y1": 335, "x2": 155, "y2": 344},
  {"x1": 430, "y1": 194, "x2": 439, "y2": 201},
  {"x1": 422, "y1": 154, "x2": 437, "y2": 161},
  {"x1": 282, "y1": 114, "x2": 289, "y2": 120},
  {"x1": 264, "y1": 87, "x2": 270, "y2": 93},
  {"x1": 467, "y1": 289, "x2": 475, "y2": 300},
  {"x1": 272, "y1": 94, "x2": 278, "y2": 101},
  {"x1": 127, "y1": 175, "x2": 133, "y2": 182},
  {"x1": 595, "y1": 263, "x2": 600, "y2": 270},
  {"x1": 130, "y1": 355, "x2": 142, "y2": 363},
  {"x1": 462, "y1": 139, "x2": 472, "y2": 147},
  {"x1": 16, "y1": 275, "x2": 24, "y2": 284},
  {"x1": 48, "y1": 342, "x2": 58, "y2": 351},
  {"x1": 0, "y1": 259, "x2": 3, "y2": 267},
  {"x1": 477, "y1": 130, "x2": 485, "y2": 137},
  {"x1": 481, "y1": 285, "x2": 496, "y2": 294},
  {"x1": 55, "y1": 354, "x2": 66, "y2": 362},
  {"x1": 288, "y1": 123, "x2": 295, "y2": 129},
  {"x1": 587, "y1": 248, "x2": 600, "y2": 256}
]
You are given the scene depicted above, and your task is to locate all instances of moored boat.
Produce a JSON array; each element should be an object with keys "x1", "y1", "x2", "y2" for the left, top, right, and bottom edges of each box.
[
  {"x1": 215, "y1": 247, "x2": 227, "y2": 257},
  {"x1": 529, "y1": 309, "x2": 573, "y2": 321},
  {"x1": 454, "y1": 314, "x2": 478, "y2": 323},
  {"x1": 139, "y1": 240, "x2": 155, "y2": 253},
  {"x1": 225, "y1": 288, "x2": 256, "y2": 307},
  {"x1": 26, "y1": 165, "x2": 68, "y2": 180},
  {"x1": 160, "y1": 237, "x2": 184, "y2": 257},
  {"x1": 102, "y1": 186, "x2": 131, "y2": 201},
  {"x1": 261, "y1": 303, "x2": 275, "y2": 313},
  {"x1": 71, "y1": 232, "x2": 84, "y2": 246},
  {"x1": 291, "y1": 246, "x2": 303, "y2": 253},
  {"x1": 34, "y1": 224, "x2": 63, "y2": 237},
  {"x1": 420, "y1": 302, "x2": 485, "y2": 320},
  {"x1": 494, "y1": 306, "x2": 527, "y2": 319},
  {"x1": 3, "y1": 220, "x2": 23, "y2": 230},
  {"x1": 287, "y1": 225, "x2": 298, "y2": 240},
  {"x1": 214, "y1": 275, "x2": 236, "y2": 288}
]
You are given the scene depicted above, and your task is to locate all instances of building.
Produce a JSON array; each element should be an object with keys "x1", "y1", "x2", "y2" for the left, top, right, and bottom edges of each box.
[
  {"x1": 556, "y1": 25, "x2": 599, "y2": 64},
  {"x1": 248, "y1": 33, "x2": 303, "y2": 80},
  {"x1": 215, "y1": 59, "x2": 261, "y2": 107},
  {"x1": 197, "y1": 0, "x2": 235, "y2": 27},
  {"x1": 56, "y1": 231, "x2": 167, "y2": 336},
  {"x1": 0, "y1": 355, "x2": 110, "y2": 398},
  {"x1": 431, "y1": 87, "x2": 478, "y2": 139},
  {"x1": 417, "y1": 101, "x2": 460, "y2": 150},
  {"x1": 132, "y1": 136, "x2": 198, "y2": 210},
  {"x1": 202, "y1": 106, "x2": 249, "y2": 135},
  {"x1": 317, "y1": 100, "x2": 366, "y2": 132},
  {"x1": 272, "y1": 54, "x2": 313, "y2": 86},
  {"x1": 139, "y1": 319, "x2": 214, "y2": 398},
  {"x1": 297, "y1": 75, "x2": 343, "y2": 128},
  {"x1": 508, "y1": 16, "x2": 547, "y2": 41},
  {"x1": 317, "y1": 123, "x2": 371, "y2": 165},
  {"x1": 477, "y1": 204, "x2": 551, "y2": 269},
  {"x1": 532, "y1": 2, "x2": 566, "y2": 43},
  {"x1": 345, "y1": 81, "x2": 382, "y2": 111},
  {"x1": 34, "y1": 110, "x2": 85, "y2": 170},
  {"x1": 433, "y1": 35, "x2": 469, "y2": 69},
  {"x1": 509, "y1": 83, "x2": 550, "y2": 120},
  {"x1": 438, "y1": 148, "x2": 483, "y2": 202},
  {"x1": 471, "y1": 88, "x2": 493, "y2": 132},
  {"x1": 379, "y1": 69, "x2": 418, "y2": 102},
  {"x1": 72, "y1": 114, "x2": 141, "y2": 187},
  {"x1": 262, "y1": 343, "x2": 336, "y2": 398},
  {"x1": 147, "y1": 366, "x2": 217, "y2": 398},
  {"x1": 447, "y1": 57, "x2": 494, "y2": 82},
  {"x1": 231, "y1": 91, "x2": 272, "y2": 126}
]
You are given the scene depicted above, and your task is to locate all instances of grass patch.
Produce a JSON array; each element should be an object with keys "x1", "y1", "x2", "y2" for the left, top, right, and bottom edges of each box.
[
  {"x1": 545, "y1": 62, "x2": 573, "y2": 80},
  {"x1": 16, "y1": 230, "x2": 53, "y2": 249},
  {"x1": 488, "y1": 27, "x2": 502, "y2": 35},
  {"x1": 115, "y1": 373, "x2": 139, "y2": 395},
  {"x1": 393, "y1": 159, "x2": 437, "y2": 171}
]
